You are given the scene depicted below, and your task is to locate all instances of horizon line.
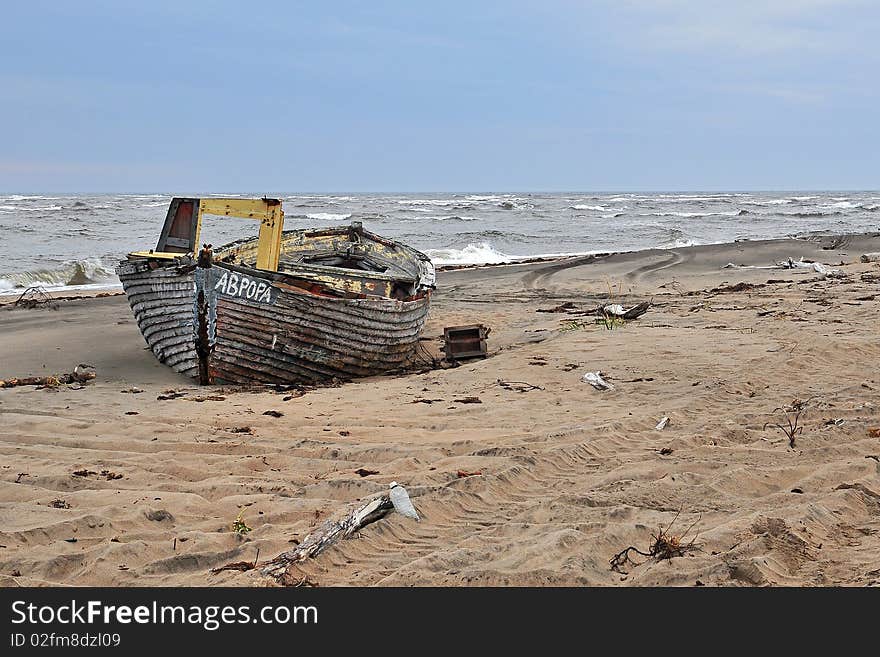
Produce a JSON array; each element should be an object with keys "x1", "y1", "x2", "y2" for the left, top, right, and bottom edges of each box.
[{"x1": 2, "y1": 188, "x2": 878, "y2": 196}]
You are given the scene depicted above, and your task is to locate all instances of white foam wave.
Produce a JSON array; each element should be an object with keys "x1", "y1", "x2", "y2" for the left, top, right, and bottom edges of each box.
[
  {"x1": 497, "y1": 200, "x2": 531, "y2": 210},
  {"x1": 645, "y1": 211, "x2": 740, "y2": 218},
  {"x1": 659, "y1": 238, "x2": 698, "y2": 249},
  {"x1": 1, "y1": 195, "x2": 62, "y2": 201},
  {"x1": 399, "y1": 199, "x2": 460, "y2": 207},
  {"x1": 0, "y1": 204, "x2": 63, "y2": 212},
  {"x1": 425, "y1": 242, "x2": 511, "y2": 265},
  {"x1": 0, "y1": 281, "x2": 122, "y2": 297},
  {"x1": 305, "y1": 212, "x2": 352, "y2": 222},
  {"x1": 464, "y1": 195, "x2": 502, "y2": 201},
  {"x1": 0, "y1": 257, "x2": 120, "y2": 292},
  {"x1": 651, "y1": 194, "x2": 748, "y2": 202},
  {"x1": 426, "y1": 242, "x2": 607, "y2": 266}
]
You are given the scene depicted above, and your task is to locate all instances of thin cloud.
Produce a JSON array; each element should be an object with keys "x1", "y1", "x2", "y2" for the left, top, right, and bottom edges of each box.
[{"x1": 609, "y1": 0, "x2": 873, "y2": 56}]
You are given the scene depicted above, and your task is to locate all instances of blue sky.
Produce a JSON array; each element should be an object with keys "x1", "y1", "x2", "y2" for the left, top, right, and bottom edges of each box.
[{"x1": 2, "y1": 1, "x2": 877, "y2": 192}]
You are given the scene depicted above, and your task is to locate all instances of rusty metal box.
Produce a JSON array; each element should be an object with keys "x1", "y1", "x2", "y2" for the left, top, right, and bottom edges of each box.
[{"x1": 442, "y1": 324, "x2": 489, "y2": 360}]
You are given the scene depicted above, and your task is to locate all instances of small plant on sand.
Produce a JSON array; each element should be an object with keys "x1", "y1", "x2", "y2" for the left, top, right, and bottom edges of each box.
[
  {"x1": 596, "y1": 278, "x2": 627, "y2": 331},
  {"x1": 763, "y1": 397, "x2": 814, "y2": 448},
  {"x1": 232, "y1": 509, "x2": 252, "y2": 534},
  {"x1": 595, "y1": 311, "x2": 626, "y2": 331},
  {"x1": 609, "y1": 510, "x2": 701, "y2": 574}
]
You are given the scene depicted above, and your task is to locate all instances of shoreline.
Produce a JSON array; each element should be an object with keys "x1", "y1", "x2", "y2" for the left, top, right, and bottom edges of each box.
[{"x1": 3, "y1": 230, "x2": 878, "y2": 305}]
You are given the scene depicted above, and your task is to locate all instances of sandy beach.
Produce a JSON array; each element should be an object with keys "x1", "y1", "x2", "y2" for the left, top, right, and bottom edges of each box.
[{"x1": 1, "y1": 234, "x2": 879, "y2": 587}]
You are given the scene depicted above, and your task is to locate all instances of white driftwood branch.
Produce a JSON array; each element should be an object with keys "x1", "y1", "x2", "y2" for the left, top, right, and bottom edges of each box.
[
  {"x1": 262, "y1": 494, "x2": 393, "y2": 578},
  {"x1": 597, "y1": 301, "x2": 652, "y2": 320}
]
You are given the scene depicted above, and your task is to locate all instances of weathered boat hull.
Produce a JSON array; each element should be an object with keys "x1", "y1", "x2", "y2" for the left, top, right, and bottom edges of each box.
[
  {"x1": 117, "y1": 258, "x2": 431, "y2": 384},
  {"x1": 117, "y1": 259, "x2": 200, "y2": 378}
]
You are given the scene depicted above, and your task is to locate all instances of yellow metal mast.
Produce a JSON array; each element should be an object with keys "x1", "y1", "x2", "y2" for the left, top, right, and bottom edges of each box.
[
  {"x1": 195, "y1": 198, "x2": 284, "y2": 271},
  {"x1": 130, "y1": 197, "x2": 285, "y2": 271}
]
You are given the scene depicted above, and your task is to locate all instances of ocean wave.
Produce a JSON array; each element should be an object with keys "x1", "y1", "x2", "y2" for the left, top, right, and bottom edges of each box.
[
  {"x1": 399, "y1": 199, "x2": 460, "y2": 207},
  {"x1": 643, "y1": 210, "x2": 741, "y2": 218},
  {"x1": 497, "y1": 200, "x2": 532, "y2": 210},
  {"x1": 424, "y1": 242, "x2": 511, "y2": 265},
  {"x1": 68, "y1": 201, "x2": 96, "y2": 211},
  {"x1": 453, "y1": 230, "x2": 532, "y2": 242},
  {"x1": 782, "y1": 211, "x2": 845, "y2": 218},
  {"x1": 741, "y1": 199, "x2": 792, "y2": 206},
  {"x1": 1, "y1": 195, "x2": 62, "y2": 201},
  {"x1": 425, "y1": 215, "x2": 479, "y2": 222},
  {"x1": 305, "y1": 212, "x2": 352, "y2": 222},
  {"x1": 0, "y1": 257, "x2": 120, "y2": 292},
  {"x1": 660, "y1": 238, "x2": 698, "y2": 249},
  {"x1": 651, "y1": 194, "x2": 748, "y2": 202},
  {"x1": 0, "y1": 204, "x2": 64, "y2": 212},
  {"x1": 464, "y1": 195, "x2": 532, "y2": 204},
  {"x1": 571, "y1": 204, "x2": 610, "y2": 211}
]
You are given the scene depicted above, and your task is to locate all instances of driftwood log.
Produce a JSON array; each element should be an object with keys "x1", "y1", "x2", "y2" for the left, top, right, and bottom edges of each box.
[
  {"x1": 262, "y1": 494, "x2": 393, "y2": 579},
  {"x1": 597, "y1": 301, "x2": 652, "y2": 320},
  {"x1": 0, "y1": 364, "x2": 96, "y2": 389}
]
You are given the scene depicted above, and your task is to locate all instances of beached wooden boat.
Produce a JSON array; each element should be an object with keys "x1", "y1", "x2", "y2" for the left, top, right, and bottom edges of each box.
[{"x1": 116, "y1": 197, "x2": 434, "y2": 384}]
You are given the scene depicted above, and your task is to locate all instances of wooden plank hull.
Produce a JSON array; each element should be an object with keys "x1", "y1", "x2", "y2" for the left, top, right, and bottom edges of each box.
[
  {"x1": 117, "y1": 259, "x2": 431, "y2": 384},
  {"x1": 117, "y1": 259, "x2": 200, "y2": 378}
]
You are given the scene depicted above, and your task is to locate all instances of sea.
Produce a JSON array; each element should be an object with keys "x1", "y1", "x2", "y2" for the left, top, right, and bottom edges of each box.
[{"x1": 1, "y1": 191, "x2": 878, "y2": 295}]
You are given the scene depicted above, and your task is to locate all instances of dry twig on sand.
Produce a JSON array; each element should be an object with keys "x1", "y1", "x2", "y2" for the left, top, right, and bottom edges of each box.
[
  {"x1": 211, "y1": 548, "x2": 261, "y2": 574},
  {"x1": 610, "y1": 511, "x2": 701, "y2": 574},
  {"x1": 496, "y1": 379, "x2": 543, "y2": 392},
  {"x1": 14, "y1": 286, "x2": 57, "y2": 309}
]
